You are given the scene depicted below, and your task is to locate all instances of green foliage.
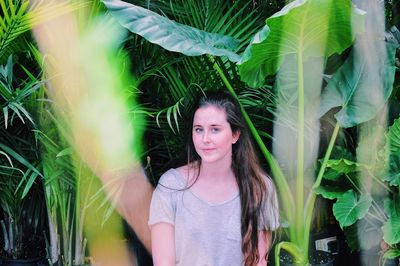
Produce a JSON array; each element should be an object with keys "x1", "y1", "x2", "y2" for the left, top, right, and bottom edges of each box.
[
  {"x1": 384, "y1": 248, "x2": 400, "y2": 259},
  {"x1": 387, "y1": 150, "x2": 400, "y2": 186},
  {"x1": 104, "y1": 0, "x2": 241, "y2": 62},
  {"x1": 0, "y1": 0, "x2": 85, "y2": 62},
  {"x1": 343, "y1": 219, "x2": 383, "y2": 251},
  {"x1": 382, "y1": 195, "x2": 400, "y2": 245},
  {"x1": 320, "y1": 42, "x2": 398, "y2": 128},
  {"x1": 386, "y1": 117, "x2": 400, "y2": 186},
  {"x1": 326, "y1": 158, "x2": 360, "y2": 174},
  {"x1": 0, "y1": 55, "x2": 42, "y2": 128},
  {"x1": 332, "y1": 190, "x2": 372, "y2": 228},
  {"x1": 314, "y1": 186, "x2": 346, "y2": 200},
  {"x1": 382, "y1": 214, "x2": 400, "y2": 245},
  {"x1": 107, "y1": 0, "x2": 269, "y2": 177},
  {"x1": 388, "y1": 117, "x2": 400, "y2": 153},
  {"x1": 0, "y1": 144, "x2": 44, "y2": 259},
  {"x1": 0, "y1": 52, "x2": 45, "y2": 259},
  {"x1": 237, "y1": 0, "x2": 365, "y2": 88},
  {"x1": 319, "y1": 117, "x2": 400, "y2": 251}
]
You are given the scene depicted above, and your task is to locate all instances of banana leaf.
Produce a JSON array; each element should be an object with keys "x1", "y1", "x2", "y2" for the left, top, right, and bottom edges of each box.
[
  {"x1": 103, "y1": 0, "x2": 240, "y2": 62},
  {"x1": 237, "y1": 0, "x2": 365, "y2": 88}
]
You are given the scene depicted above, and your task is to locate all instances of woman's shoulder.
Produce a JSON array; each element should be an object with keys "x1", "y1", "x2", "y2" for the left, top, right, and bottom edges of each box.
[
  {"x1": 157, "y1": 168, "x2": 183, "y2": 190},
  {"x1": 157, "y1": 165, "x2": 196, "y2": 191}
]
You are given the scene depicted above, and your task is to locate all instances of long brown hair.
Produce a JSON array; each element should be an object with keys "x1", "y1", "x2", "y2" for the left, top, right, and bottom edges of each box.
[{"x1": 185, "y1": 90, "x2": 274, "y2": 265}]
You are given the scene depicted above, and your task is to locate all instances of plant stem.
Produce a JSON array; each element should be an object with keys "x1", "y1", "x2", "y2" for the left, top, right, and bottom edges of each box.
[
  {"x1": 75, "y1": 159, "x2": 83, "y2": 265},
  {"x1": 209, "y1": 56, "x2": 295, "y2": 222},
  {"x1": 0, "y1": 220, "x2": 10, "y2": 252},
  {"x1": 296, "y1": 49, "x2": 305, "y2": 246},
  {"x1": 304, "y1": 122, "x2": 340, "y2": 257},
  {"x1": 365, "y1": 211, "x2": 385, "y2": 223}
]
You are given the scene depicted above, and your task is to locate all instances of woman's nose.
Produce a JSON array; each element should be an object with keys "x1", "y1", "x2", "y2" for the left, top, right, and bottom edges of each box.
[{"x1": 202, "y1": 130, "x2": 210, "y2": 142}]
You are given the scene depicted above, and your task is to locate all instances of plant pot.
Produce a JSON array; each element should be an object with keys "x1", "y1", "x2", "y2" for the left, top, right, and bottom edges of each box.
[
  {"x1": 279, "y1": 250, "x2": 335, "y2": 266},
  {"x1": 36, "y1": 259, "x2": 91, "y2": 266},
  {"x1": 0, "y1": 257, "x2": 43, "y2": 266}
]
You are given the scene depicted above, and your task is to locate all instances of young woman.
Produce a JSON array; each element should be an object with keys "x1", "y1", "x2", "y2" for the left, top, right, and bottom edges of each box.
[{"x1": 149, "y1": 90, "x2": 279, "y2": 266}]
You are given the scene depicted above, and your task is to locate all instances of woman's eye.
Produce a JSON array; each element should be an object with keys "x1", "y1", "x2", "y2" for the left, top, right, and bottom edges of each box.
[
  {"x1": 211, "y1": 128, "x2": 219, "y2": 133},
  {"x1": 194, "y1": 128, "x2": 203, "y2": 133}
]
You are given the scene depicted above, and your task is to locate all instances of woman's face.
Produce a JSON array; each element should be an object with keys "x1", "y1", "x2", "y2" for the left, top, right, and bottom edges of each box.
[{"x1": 192, "y1": 105, "x2": 240, "y2": 165}]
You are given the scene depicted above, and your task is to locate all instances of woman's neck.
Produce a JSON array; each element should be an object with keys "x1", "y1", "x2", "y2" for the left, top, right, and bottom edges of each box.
[{"x1": 199, "y1": 160, "x2": 235, "y2": 182}]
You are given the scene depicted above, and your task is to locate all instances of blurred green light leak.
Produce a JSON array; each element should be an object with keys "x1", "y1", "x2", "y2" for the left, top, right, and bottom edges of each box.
[{"x1": 33, "y1": 2, "x2": 146, "y2": 264}]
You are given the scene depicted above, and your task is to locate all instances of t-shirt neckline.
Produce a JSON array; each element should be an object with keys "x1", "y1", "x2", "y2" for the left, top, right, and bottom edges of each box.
[{"x1": 171, "y1": 168, "x2": 240, "y2": 207}]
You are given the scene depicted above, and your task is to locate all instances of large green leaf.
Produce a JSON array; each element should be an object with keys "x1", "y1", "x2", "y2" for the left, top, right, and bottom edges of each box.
[
  {"x1": 382, "y1": 215, "x2": 400, "y2": 245},
  {"x1": 103, "y1": 0, "x2": 240, "y2": 62},
  {"x1": 326, "y1": 158, "x2": 360, "y2": 174},
  {"x1": 322, "y1": 168, "x2": 343, "y2": 181},
  {"x1": 382, "y1": 196, "x2": 400, "y2": 245},
  {"x1": 333, "y1": 190, "x2": 372, "y2": 228},
  {"x1": 383, "y1": 118, "x2": 400, "y2": 185},
  {"x1": 319, "y1": 40, "x2": 398, "y2": 128},
  {"x1": 384, "y1": 195, "x2": 400, "y2": 218},
  {"x1": 314, "y1": 185, "x2": 346, "y2": 200},
  {"x1": 388, "y1": 117, "x2": 400, "y2": 153},
  {"x1": 237, "y1": 0, "x2": 365, "y2": 88},
  {"x1": 385, "y1": 150, "x2": 400, "y2": 186},
  {"x1": 383, "y1": 249, "x2": 400, "y2": 259}
]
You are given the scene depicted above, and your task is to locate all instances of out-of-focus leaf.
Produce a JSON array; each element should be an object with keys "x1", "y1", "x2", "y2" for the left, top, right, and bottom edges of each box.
[
  {"x1": 388, "y1": 117, "x2": 400, "y2": 153},
  {"x1": 382, "y1": 196, "x2": 400, "y2": 245},
  {"x1": 382, "y1": 215, "x2": 400, "y2": 245},
  {"x1": 343, "y1": 219, "x2": 382, "y2": 251},
  {"x1": 384, "y1": 195, "x2": 400, "y2": 218},
  {"x1": 385, "y1": 150, "x2": 400, "y2": 186},
  {"x1": 383, "y1": 249, "x2": 400, "y2": 259}
]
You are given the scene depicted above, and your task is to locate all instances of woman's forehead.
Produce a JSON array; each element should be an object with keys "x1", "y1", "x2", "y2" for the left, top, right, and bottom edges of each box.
[{"x1": 193, "y1": 105, "x2": 228, "y2": 124}]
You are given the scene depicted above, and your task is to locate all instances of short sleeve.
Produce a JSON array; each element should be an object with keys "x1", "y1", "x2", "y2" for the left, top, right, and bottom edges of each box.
[
  {"x1": 148, "y1": 169, "x2": 181, "y2": 226},
  {"x1": 258, "y1": 176, "x2": 280, "y2": 231}
]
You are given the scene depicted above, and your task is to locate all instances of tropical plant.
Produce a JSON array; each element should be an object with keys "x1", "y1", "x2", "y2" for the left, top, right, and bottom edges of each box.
[
  {"x1": 0, "y1": 0, "x2": 97, "y2": 262},
  {"x1": 0, "y1": 0, "x2": 85, "y2": 63},
  {"x1": 29, "y1": 1, "x2": 152, "y2": 261},
  {"x1": 102, "y1": 0, "x2": 400, "y2": 265},
  {"x1": 316, "y1": 115, "x2": 400, "y2": 263},
  {"x1": 37, "y1": 115, "x2": 90, "y2": 266},
  {"x1": 103, "y1": 0, "x2": 279, "y2": 178},
  {"x1": 0, "y1": 154, "x2": 45, "y2": 260},
  {"x1": 0, "y1": 55, "x2": 46, "y2": 260}
]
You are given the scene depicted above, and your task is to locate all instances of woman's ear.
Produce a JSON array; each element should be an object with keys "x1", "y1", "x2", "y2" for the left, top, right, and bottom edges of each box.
[{"x1": 232, "y1": 131, "x2": 240, "y2": 144}]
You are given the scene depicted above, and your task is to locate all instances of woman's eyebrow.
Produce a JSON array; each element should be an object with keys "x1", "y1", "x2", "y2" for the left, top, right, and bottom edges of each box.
[{"x1": 193, "y1": 123, "x2": 223, "y2": 127}]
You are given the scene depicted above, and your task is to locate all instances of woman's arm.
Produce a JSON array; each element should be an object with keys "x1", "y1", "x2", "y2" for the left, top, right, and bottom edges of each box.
[
  {"x1": 151, "y1": 222, "x2": 176, "y2": 266},
  {"x1": 257, "y1": 230, "x2": 272, "y2": 266}
]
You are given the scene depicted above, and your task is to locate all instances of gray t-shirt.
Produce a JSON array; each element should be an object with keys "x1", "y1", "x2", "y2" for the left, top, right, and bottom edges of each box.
[{"x1": 148, "y1": 168, "x2": 279, "y2": 266}]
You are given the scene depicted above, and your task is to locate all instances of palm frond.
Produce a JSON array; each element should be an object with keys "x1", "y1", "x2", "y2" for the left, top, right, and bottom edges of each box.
[
  {"x1": 155, "y1": 97, "x2": 184, "y2": 134},
  {"x1": 0, "y1": 0, "x2": 86, "y2": 62},
  {"x1": 0, "y1": 55, "x2": 43, "y2": 128}
]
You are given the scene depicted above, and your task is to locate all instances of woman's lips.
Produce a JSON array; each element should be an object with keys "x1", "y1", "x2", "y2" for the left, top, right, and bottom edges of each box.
[{"x1": 201, "y1": 148, "x2": 215, "y2": 152}]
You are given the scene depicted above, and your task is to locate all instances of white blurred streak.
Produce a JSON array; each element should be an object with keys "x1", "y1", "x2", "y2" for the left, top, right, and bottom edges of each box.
[
  {"x1": 272, "y1": 56, "x2": 322, "y2": 189},
  {"x1": 32, "y1": 0, "x2": 152, "y2": 263},
  {"x1": 352, "y1": 0, "x2": 389, "y2": 258}
]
